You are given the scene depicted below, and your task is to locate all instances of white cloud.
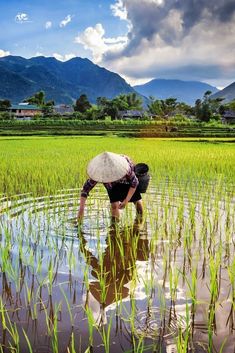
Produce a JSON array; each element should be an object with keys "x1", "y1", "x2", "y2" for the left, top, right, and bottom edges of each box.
[
  {"x1": 111, "y1": 0, "x2": 164, "y2": 22},
  {"x1": 75, "y1": 23, "x2": 128, "y2": 63},
  {"x1": 102, "y1": 15, "x2": 235, "y2": 85},
  {"x1": 0, "y1": 49, "x2": 10, "y2": 57},
  {"x1": 159, "y1": 9, "x2": 184, "y2": 42},
  {"x1": 35, "y1": 52, "x2": 44, "y2": 57},
  {"x1": 144, "y1": 0, "x2": 164, "y2": 4},
  {"x1": 45, "y1": 21, "x2": 52, "y2": 29},
  {"x1": 121, "y1": 75, "x2": 153, "y2": 86},
  {"x1": 15, "y1": 13, "x2": 30, "y2": 23},
  {"x1": 53, "y1": 53, "x2": 76, "y2": 61},
  {"x1": 110, "y1": 0, "x2": 127, "y2": 20},
  {"x1": 59, "y1": 15, "x2": 72, "y2": 28}
]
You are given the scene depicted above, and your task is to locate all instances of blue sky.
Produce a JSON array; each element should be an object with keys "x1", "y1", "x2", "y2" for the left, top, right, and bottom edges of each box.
[
  {"x1": 0, "y1": 0, "x2": 127, "y2": 59},
  {"x1": 1, "y1": 0, "x2": 235, "y2": 87}
]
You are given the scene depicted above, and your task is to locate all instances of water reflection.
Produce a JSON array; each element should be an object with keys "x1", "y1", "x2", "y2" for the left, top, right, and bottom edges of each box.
[
  {"x1": 79, "y1": 218, "x2": 149, "y2": 326},
  {"x1": 0, "y1": 183, "x2": 234, "y2": 352}
]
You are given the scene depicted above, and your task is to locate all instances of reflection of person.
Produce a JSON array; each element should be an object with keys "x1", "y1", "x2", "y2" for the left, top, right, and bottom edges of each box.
[
  {"x1": 77, "y1": 152, "x2": 143, "y2": 223},
  {"x1": 79, "y1": 220, "x2": 149, "y2": 325}
]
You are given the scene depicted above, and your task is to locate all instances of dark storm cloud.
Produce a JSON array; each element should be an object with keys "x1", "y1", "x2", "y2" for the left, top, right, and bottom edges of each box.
[
  {"x1": 177, "y1": 0, "x2": 235, "y2": 26},
  {"x1": 217, "y1": 0, "x2": 235, "y2": 21},
  {"x1": 100, "y1": 0, "x2": 235, "y2": 85},
  {"x1": 121, "y1": 0, "x2": 235, "y2": 52}
]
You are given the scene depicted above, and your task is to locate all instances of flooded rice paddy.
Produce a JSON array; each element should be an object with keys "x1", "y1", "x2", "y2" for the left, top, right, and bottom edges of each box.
[{"x1": 0, "y1": 179, "x2": 234, "y2": 353}]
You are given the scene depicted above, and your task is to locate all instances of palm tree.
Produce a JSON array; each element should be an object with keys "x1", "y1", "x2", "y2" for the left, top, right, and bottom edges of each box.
[
  {"x1": 24, "y1": 91, "x2": 54, "y2": 115},
  {"x1": 25, "y1": 91, "x2": 46, "y2": 106},
  {"x1": 147, "y1": 97, "x2": 163, "y2": 116},
  {"x1": 126, "y1": 93, "x2": 143, "y2": 110}
]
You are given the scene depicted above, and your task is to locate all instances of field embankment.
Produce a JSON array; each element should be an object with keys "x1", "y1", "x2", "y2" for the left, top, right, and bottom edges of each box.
[{"x1": 0, "y1": 119, "x2": 234, "y2": 137}]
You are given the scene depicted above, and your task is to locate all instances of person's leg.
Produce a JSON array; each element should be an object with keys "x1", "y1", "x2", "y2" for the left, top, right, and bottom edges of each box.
[
  {"x1": 135, "y1": 200, "x2": 143, "y2": 216},
  {"x1": 133, "y1": 200, "x2": 144, "y2": 230},
  {"x1": 110, "y1": 201, "x2": 120, "y2": 220},
  {"x1": 134, "y1": 200, "x2": 144, "y2": 225}
]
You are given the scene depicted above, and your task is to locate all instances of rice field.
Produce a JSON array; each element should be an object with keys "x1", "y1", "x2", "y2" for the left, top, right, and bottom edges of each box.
[{"x1": 0, "y1": 136, "x2": 235, "y2": 353}]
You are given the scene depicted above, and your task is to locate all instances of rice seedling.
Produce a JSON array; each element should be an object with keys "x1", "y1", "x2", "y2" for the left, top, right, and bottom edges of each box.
[{"x1": 22, "y1": 329, "x2": 33, "y2": 353}]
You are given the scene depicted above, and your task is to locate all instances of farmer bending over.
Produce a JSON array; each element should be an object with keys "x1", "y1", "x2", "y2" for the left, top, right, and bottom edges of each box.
[{"x1": 77, "y1": 152, "x2": 143, "y2": 222}]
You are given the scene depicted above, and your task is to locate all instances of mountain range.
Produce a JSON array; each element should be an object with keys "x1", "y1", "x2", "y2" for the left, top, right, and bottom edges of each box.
[
  {"x1": 211, "y1": 82, "x2": 235, "y2": 103},
  {"x1": 134, "y1": 79, "x2": 219, "y2": 105},
  {"x1": 0, "y1": 55, "x2": 234, "y2": 105},
  {"x1": 0, "y1": 55, "x2": 135, "y2": 104}
]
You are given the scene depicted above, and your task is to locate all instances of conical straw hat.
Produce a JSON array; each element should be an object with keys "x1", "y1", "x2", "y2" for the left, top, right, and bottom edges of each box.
[{"x1": 87, "y1": 152, "x2": 130, "y2": 182}]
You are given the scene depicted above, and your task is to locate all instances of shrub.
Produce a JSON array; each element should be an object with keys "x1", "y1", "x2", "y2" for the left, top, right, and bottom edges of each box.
[
  {"x1": 0, "y1": 112, "x2": 13, "y2": 120},
  {"x1": 104, "y1": 116, "x2": 112, "y2": 122},
  {"x1": 169, "y1": 114, "x2": 192, "y2": 122}
]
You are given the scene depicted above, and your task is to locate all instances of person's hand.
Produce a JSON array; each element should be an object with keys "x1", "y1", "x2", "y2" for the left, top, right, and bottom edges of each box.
[{"x1": 119, "y1": 199, "x2": 128, "y2": 209}]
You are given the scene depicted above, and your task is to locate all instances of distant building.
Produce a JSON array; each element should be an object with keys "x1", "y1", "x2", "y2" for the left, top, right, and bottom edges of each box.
[
  {"x1": 222, "y1": 110, "x2": 235, "y2": 124},
  {"x1": 118, "y1": 110, "x2": 144, "y2": 119},
  {"x1": 9, "y1": 103, "x2": 43, "y2": 119},
  {"x1": 54, "y1": 104, "x2": 73, "y2": 115}
]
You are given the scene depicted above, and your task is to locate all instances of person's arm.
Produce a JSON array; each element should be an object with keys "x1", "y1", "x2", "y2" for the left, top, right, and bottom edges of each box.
[
  {"x1": 119, "y1": 186, "x2": 137, "y2": 209},
  {"x1": 119, "y1": 160, "x2": 139, "y2": 209},
  {"x1": 77, "y1": 179, "x2": 97, "y2": 222},
  {"x1": 77, "y1": 196, "x2": 87, "y2": 222}
]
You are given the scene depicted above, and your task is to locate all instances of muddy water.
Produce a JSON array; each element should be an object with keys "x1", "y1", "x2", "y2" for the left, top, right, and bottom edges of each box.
[{"x1": 0, "y1": 181, "x2": 234, "y2": 353}]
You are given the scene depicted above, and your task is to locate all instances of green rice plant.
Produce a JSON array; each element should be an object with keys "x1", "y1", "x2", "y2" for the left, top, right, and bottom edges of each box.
[
  {"x1": 0, "y1": 243, "x2": 11, "y2": 274},
  {"x1": 5, "y1": 319, "x2": 20, "y2": 353},
  {"x1": 84, "y1": 302, "x2": 96, "y2": 349},
  {"x1": 40, "y1": 299, "x2": 52, "y2": 336},
  {"x1": 128, "y1": 296, "x2": 140, "y2": 353},
  {"x1": 176, "y1": 301, "x2": 191, "y2": 353},
  {"x1": 68, "y1": 243, "x2": 77, "y2": 274},
  {"x1": 22, "y1": 329, "x2": 33, "y2": 353},
  {"x1": 60, "y1": 285, "x2": 74, "y2": 327},
  {"x1": 208, "y1": 303, "x2": 216, "y2": 353},
  {"x1": 80, "y1": 260, "x2": 97, "y2": 347},
  {"x1": 24, "y1": 282, "x2": 34, "y2": 307},
  {"x1": 98, "y1": 313, "x2": 113, "y2": 353},
  {"x1": 208, "y1": 247, "x2": 222, "y2": 306},
  {"x1": 169, "y1": 265, "x2": 180, "y2": 303},
  {"x1": 51, "y1": 303, "x2": 61, "y2": 353},
  {"x1": 67, "y1": 332, "x2": 77, "y2": 353},
  {"x1": 218, "y1": 338, "x2": 228, "y2": 353},
  {"x1": 47, "y1": 259, "x2": 54, "y2": 296},
  {"x1": 227, "y1": 256, "x2": 235, "y2": 310},
  {"x1": 0, "y1": 297, "x2": 7, "y2": 342}
]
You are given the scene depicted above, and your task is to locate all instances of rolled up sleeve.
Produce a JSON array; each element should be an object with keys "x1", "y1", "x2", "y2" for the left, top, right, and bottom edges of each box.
[
  {"x1": 128, "y1": 172, "x2": 139, "y2": 188},
  {"x1": 126, "y1": 162, "x2": 139, "y2": 189},
  {"x1": 81, "y1": 179, "x2": 97, "y2": 198}
]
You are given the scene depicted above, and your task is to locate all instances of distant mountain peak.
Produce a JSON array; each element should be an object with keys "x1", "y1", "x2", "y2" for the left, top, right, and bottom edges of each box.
[
  {"x1": 211, "y1": 81, "x2": 235, "y2": 103},
  {"x1": 134, "y1": 78, "x2": 219, "y2": 105}
]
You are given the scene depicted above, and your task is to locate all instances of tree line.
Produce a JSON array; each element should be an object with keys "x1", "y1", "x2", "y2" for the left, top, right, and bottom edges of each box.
[{"x1": 0, "y1": 90, "x2": 234, "y2": 122}]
